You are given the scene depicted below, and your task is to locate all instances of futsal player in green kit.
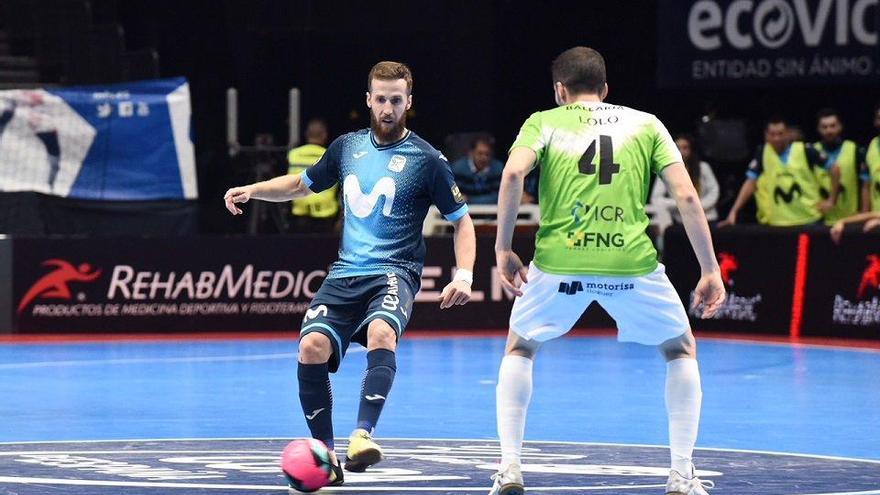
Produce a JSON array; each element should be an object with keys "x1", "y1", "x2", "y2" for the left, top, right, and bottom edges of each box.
[{"x1": 489, "y1": 47, "x2": 726, "y2": 495}]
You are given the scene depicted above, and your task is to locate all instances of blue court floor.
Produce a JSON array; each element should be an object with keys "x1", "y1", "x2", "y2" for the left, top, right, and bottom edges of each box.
[{"x1": 1, "y1": 334, "x2": 879, "y2": 494}]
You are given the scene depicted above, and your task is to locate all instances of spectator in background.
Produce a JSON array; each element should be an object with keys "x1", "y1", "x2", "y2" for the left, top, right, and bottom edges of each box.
[
  {"x1": 720, "y1": 117, "x2": 827, "y2": 227},
  {"x1": 651, "y1": 134, "x2": 718, "y2": 223},
  {"x1": 788, "y1": 125, "x2": 805, "y2": 143},
  {"x1": 862, "y1": 102, "x2": 880, "y2": 212},
  {"x1": 812, "y1": 108, "x2": 864, "y2": 225},
  {"x1": 451, "y1": 133, "x2": 503, "y2": 204},
  {"x1": 287, "y1": 119, "x2": 339, "y2": 233}
]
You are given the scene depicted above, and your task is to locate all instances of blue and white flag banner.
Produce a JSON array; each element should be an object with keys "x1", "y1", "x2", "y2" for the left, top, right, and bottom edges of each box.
[{"x1": 0, "y1": 77, "x2": 197, "y2": 200}]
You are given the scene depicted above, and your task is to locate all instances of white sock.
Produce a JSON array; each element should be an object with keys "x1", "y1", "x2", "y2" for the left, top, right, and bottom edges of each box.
[
  {"x1": 497, "y1": 354, "x2": 533, "y2": 469},
  {"x1": 665, "y1": 358, "x2": 702, "y2": 476}
]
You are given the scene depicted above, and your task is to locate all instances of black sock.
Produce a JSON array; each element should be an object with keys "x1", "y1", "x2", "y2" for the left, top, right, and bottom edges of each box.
[
  {"x1": 298, "y1": 362, "x2": 334, "y2": 451},
  {"x1": 356, "y1": 349, "x2": 396, "y2": 433}
]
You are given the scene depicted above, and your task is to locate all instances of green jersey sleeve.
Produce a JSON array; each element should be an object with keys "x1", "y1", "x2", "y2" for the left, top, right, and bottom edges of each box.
[
  {"x1": 650, "y1": 117, "x2": 682, "y2": 174},
  {"x1": 510, "y1": 112, "x2": 545, "y2": 163}
]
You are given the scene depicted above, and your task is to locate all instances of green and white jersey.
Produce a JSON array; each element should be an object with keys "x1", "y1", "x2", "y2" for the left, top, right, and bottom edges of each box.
[{"x1": 511, "y1": 101, "x2": 681, "y2": 276}]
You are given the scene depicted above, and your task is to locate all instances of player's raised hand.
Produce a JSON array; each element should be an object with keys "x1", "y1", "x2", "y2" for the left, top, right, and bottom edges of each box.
[
  {"x1": 495, "y1": 249, "x2": 529, "y2": 297},
  {"x1": 691, "y1": 271, "x2": 726, "y2": 319},
  {"x1": 439, "y1": 280, "x2": 471, "y2": 309},
  {"x1": 224, "y1": 185, "x2": 253, "y2": 215}
]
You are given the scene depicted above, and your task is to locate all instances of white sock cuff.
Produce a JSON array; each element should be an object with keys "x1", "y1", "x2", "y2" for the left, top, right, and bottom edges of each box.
[
  {"x1": 501, "y1": 354, "x2": 533, "y2": 372},
  {"x1": 667, "y1": 357, "x2": 698, "y2": 372}
]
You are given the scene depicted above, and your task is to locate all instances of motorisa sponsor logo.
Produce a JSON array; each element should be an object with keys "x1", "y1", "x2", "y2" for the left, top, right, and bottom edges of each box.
[
  {"x1": 19, "y1": 259, "x2": 328, "y2": 318},
  {"x1": 689, "y1": 252, "x2": 763, "y2": 321},
  {"x1": 686, "y1": 0, "x2": 879, "y2": 81},
  {"x1": 832, "y1": 254, "x2": 880, "y2": 326}
]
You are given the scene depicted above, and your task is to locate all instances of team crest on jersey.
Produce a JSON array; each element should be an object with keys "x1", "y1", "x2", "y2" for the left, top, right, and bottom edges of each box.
[{"x1": 388, "y1": 155, "x2": 407, "y2": 172}]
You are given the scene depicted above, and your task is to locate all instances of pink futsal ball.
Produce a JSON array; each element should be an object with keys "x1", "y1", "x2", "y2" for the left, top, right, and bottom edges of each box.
[{"x1": 281, "y1": 438, "x2": 333, "y2": 492}]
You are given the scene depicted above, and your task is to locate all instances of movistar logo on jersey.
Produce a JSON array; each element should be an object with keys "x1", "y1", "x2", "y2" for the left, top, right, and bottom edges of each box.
[
  {"x1": 773, "y1": 182, "x2": 803, "y2": 204},
  {"x1": 343, "y1": 175, "x2": 396, "y2": 218}
]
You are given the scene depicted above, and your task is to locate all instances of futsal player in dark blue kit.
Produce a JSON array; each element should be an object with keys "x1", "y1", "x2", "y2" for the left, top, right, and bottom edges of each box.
[{"x1": 224, "y1": 61, "x2": 476, "y2": 486}]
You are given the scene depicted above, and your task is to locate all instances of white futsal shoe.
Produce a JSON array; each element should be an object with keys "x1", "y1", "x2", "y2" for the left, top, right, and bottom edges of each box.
[
  {"x1": 488, "y1": 463, "x2": 524, "y2": 495},
  {"x1": 666, "y1": 468, "x2": 715, "y2": 495}
]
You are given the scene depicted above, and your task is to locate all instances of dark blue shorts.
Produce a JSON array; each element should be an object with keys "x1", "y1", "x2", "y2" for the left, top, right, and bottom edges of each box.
[{"x1": 299, "y1": 272, "x2": 416, "y2": 372}]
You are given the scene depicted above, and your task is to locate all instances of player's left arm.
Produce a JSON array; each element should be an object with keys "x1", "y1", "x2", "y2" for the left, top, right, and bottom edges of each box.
[
  {"x1": 495, "y1": 147, "x2": 537, "y2": 297},
  {"x1": 440, "y1": 213, "x2": 476, "y2": 309},
  {"x1": 653, "y1": 116, "x2": 724, "y2": 317},
  {"x1": 810, "y1": 147, "x2": 838, "y2": 212},
  {"x1": 429, "y1": 155, "x2": 476, "y2": 309},
  {"x1": 822, "y1": 164, "x2": 841, "y2": 213}
]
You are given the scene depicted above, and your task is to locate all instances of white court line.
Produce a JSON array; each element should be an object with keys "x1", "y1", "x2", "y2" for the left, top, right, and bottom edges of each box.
[
  {"x1": 0, "y1": 476, "x2": 664, "y2": 491},
  {"x1": 0, "y1": 348, "x2": 366, "y2": 370},
  {"x1": 0, "y1": 437, "x2": 877, "y2": 465},
  {"x1": 0, "y1": 353, "x2": 298, "y2": 369},
  {"x1": 0, "y1": 440, "x2": 877, "y2": 494},
  {"x1": 697, "y1": 336, "x2": 880, "y2": 355}
]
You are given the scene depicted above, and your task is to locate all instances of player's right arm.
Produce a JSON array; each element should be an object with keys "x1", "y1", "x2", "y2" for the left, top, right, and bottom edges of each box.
[
  {"x1": 224, "y1": 137, "x2": 343, "y2": 215},
  {"x1": 718, "y1": 178, "x2": 757, "y2": 227},
  {"x1": 719, "y1": 147, "x2": 762, "y2": 227},
  {"x1": 495, "y1": 147, "x2": 536, "y2": 296},
  {"x1": 224, "y1": 174, "x2": 312, "y2": 215},
  {"x1": 660, "y1": 163, "x2": 725, "y2": 318}
]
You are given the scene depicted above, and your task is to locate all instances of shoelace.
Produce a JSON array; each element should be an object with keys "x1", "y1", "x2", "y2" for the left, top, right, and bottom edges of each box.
[
  {"x1": 490, "y1": 470, "x2": 509, "y2": 482},
  {"x1": 686, "y1": 477, "x2": 715, "y2": 491},
  {"x1": 489, "y1": 469, "x2": 513, "y2": 483}
]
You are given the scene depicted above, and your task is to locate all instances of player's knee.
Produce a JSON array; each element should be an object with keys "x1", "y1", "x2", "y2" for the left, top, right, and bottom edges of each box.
[
  {"x1": 298, "y1": 333, "x2": 332, "y2": 363},
  {"x1": 505, "y1": 335, "x2": 540, "y2": 359},
  {"x1": 367, "y1": 319, "x2": 397, "y2": 351},
  {"x1": 659, "y1": 330, "x2": 697, "y2": 361}
]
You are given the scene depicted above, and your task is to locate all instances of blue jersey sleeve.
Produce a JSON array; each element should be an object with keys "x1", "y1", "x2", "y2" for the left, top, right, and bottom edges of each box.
[
  {"x1": 745, "y1": 145, "x2": 763, "y2": 180},
  {"x1": 303, "y1": 136, "x2": 344, "y2": 193},
  {"x1": 429, "y1": 156, "x2": 469, "y2": 221}
]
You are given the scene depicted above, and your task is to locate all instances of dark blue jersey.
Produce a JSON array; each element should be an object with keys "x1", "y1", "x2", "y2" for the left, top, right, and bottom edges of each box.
[{"x1": 302, "y1": 129, "x2": 468, "y2": 287}]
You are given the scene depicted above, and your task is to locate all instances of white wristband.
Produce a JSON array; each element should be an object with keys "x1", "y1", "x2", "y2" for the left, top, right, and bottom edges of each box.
[{"x1": 453, "y1": 268, "x2": 473, "y2": 285}]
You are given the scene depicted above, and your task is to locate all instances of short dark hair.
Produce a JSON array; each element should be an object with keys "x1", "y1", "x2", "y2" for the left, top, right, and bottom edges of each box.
[
  {"x1": 471, "y1": 133, "x2": 495, "y2": 150},
  {"x1": 816, "y1": 107, "x2": 841, "y2": 122},
  {"x1": 551, "y1": 47, "x2": 606, "y2": 95},
  {"x1": 765, "y1": 115, "x2": 787, "y2": 130},
  {"x1": 304, "y1": 118, "x2": 328, "y2": 142},
  {"x1": 368, "y1": 61, "x2": 413, "y2": 93}
]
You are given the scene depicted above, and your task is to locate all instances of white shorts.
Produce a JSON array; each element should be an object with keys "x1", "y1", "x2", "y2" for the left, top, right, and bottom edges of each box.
[{"x1": 509, "y1": 263, "x2": 689, "y2": 346}]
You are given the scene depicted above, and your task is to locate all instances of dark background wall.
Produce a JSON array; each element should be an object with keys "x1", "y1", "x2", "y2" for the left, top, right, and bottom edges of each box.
[{"x1": 85, "y1": 0, "x2": 879, "y2": 232}]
